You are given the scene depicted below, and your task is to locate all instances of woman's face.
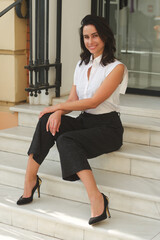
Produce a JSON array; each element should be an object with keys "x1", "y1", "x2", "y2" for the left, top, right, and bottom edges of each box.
[{"x1": 83, "y1": 24, "x2": 105, "y2": 58}]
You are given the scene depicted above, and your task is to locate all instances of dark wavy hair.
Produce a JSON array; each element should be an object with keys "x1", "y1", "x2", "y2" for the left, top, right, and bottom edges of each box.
[{"x1": 79, "y1": 15, "x2": 116, "y2": 66}]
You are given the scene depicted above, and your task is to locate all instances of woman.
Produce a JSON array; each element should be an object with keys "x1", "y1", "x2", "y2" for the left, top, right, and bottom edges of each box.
[{"x1": 17, "y1": 15, "x2": 128, "y2": 225}]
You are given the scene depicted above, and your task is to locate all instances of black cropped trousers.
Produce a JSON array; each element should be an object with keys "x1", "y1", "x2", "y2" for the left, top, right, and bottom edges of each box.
[{"x1": 28, "y1": 111, "x2": 124, "y2": 181}]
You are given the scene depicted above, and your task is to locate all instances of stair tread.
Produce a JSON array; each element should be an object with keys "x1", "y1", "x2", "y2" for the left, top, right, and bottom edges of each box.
[
  {"x1": 0, "y1": 151, "x2": 160, "y2": 201},
  {"x1": 10, "y1": 104, "x2": 160, "y2": 130},
  {"x1": 120, "y1": 94, "x2": 160, "y2": 111},
  {"x1": 0, "y1": 184, "x2": 160, "y2": 240},
  {"x1": 0, "y1": 126, "x2": 33, "y2": 140},
  {"x1": 0, "y1": 126, "x2": 160, "y2": 163},
  {"x1": 121, "y1": 114, "x2": 160, "y2": 130},
  {"x1": 0, "y1": 222, "x2": 60, "y2": 240},
  {"x1": 120, "y1": 94, "x2": 160, "y2": 119}
]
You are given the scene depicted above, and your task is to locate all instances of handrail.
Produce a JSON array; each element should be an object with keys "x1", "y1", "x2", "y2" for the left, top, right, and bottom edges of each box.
[{"x1": 0, "y1": 0, "x2": 23, "y2": 17}]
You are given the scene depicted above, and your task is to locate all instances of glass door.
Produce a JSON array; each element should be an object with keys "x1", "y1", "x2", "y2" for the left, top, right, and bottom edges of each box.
[{"x1": 101, "y1": 0, "x2": 160, "y2": 96}]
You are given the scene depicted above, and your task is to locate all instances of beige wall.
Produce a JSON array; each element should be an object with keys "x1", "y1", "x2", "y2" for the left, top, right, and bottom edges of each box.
[
  {"x1": 61, "y1": 0, "x2": 91, "y2": 96},
  {"x1": 0, "y1": 0, "x2": 27, "y2": 103}
]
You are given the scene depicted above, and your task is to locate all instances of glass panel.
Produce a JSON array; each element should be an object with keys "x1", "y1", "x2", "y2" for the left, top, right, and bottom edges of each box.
[{"x1": 107, "y1": 0, "x2": 160, "y2": 94}]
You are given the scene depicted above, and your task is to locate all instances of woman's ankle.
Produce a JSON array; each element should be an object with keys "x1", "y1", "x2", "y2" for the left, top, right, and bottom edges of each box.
[
  {"x1": 90, "y1": 192, "x2": 104, "y2": 217},
  {"x1": 23, "y1": 176, "x2": 37, "y2": 197},
  {"x1": 89, "y1": 190, "x2": 102, "y2": 203},
  {"x1": 25, "y1": 173, "x2": 37, "y2": 183}
]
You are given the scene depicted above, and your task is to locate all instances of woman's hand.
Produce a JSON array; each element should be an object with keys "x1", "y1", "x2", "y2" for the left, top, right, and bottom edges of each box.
[
  {"x1": 39, "y1": 105, "x2": 62, "y2": 135},
  {"x1": 39, "y1": 106, "x2": 56, "y2": 119},
  {"x1": 46, "y1": 111, "x2": 62, "y2": 136}
]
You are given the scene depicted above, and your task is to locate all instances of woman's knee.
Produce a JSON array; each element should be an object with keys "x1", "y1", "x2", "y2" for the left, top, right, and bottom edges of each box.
[{"x1": 38, "y1": 113, "x2": 51, "y2": 126}]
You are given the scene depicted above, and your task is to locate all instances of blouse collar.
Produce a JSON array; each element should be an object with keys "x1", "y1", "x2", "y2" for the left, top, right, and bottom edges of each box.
[{"x1": 90, "y1": 54, "x2": 102, "y2": 65}]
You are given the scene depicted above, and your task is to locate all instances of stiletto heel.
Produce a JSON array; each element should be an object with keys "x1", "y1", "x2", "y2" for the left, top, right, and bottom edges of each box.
[
  {"x1": 88, "y1": 193, "x2": 111, "y2": 225},
  {"x1": 106, "y1": 196, "x2": 111, "y2": 218},
  {"x1": 106, "y1": 206, "x2": 111, "y2": 218},
  {"x1": 37, "y1": 185, "x2": 40, "y2": 198},
  {"x1": 17, "y1": 175, "x2": 42, "y2": 205},
  {"x1": 37, "y1": 177, "x2": 42, "y2": 198}
]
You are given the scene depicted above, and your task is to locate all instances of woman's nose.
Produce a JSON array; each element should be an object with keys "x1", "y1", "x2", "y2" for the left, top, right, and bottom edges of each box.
[{"x1": 88, "y1": 37, "x2": 93, "y2": 44}]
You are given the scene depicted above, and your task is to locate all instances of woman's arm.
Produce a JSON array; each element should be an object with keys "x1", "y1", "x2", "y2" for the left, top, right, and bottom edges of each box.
[
  {"x1": 39, "y1": 85, "x2": 78, "y2": 118},
  {"x1": 39, "y1": 85, "x2": 78, "y2": 135},
  {"x1": 51, "y1": 64, "x2": 124, "y2": 112}
]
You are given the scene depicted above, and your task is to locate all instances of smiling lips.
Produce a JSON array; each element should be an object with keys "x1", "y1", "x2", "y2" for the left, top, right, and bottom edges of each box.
[{"x1": 88, "y1": 46, "x2": 97, "y2": 50}]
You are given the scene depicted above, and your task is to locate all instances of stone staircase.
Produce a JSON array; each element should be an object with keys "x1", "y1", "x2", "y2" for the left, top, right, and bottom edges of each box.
[{"x1": 0, "y1": 94, "x2": 160, "y2": 240}]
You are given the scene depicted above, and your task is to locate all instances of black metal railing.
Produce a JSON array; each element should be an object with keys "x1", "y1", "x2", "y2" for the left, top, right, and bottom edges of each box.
[
  {"x1": 0, "y1": 0, "x2": 27, "y2": 18},
  {"x1": 0, "y1": 0, "x2": 62, "y2": 98},
  {"x1": 25, "y1": 0, "x2": 62, "y2": 97}
]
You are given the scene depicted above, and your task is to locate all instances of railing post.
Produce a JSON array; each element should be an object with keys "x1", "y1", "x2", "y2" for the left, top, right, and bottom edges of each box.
[
  {"x1": 38, "y1": 0, "x2": 45, "y2": 94},
  {"x1": 55, "y1": 0, "x2": 62, "y2": 97},
  {"x1": 29, "y1": 0, "x2": 34, "y2": 96},
  {"x1": 45, "y1": 0, "x2": 50, "y2": 94},
  {"x1": 34, "y1": 0, "x2": 39, "y2": 95}
]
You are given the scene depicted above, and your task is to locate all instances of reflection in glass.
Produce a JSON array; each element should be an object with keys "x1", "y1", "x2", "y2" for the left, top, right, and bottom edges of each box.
[{"x1": 108, "y1": 0, "x2": 160, "y2": 94}]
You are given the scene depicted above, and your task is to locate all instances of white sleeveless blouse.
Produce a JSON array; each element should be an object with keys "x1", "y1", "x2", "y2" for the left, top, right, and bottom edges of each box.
[{"x1": 73, "y1": 55, "x2": 128, "y2": 114}]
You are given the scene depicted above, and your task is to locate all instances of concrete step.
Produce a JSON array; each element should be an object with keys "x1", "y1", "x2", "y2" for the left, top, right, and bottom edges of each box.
[
  {"x1": 0, "y1": 126, "x2": 59, "y2": 160},
  {"x1": 121, "y1": 114, "x2": 160, "y2": 147},
  {"x1": 0, "y1": 222, "x2": 61, "y2": 240},
  {"x1": 0, "y1": 151, "x2": 160, "y2": 220},
  {"x1": 0, "y1": 184, "x2": 160, "y2": 240},
  {"x1": 10, "y1": 104, "x2": 160, "y2": 147},
  {"x1": 0, "y1": 126, "x2": 160, "y2": 180},
  {"x1": 120, "y1": 94, "x2": 160, "y2": 119}
]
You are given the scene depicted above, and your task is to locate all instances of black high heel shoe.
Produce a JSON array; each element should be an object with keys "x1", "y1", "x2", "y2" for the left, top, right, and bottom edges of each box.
[
  {"x1": 17, "y1": 175, "x2": 42, "y2": 205},
  {"x1": 88, "y1": 193, "x2": 111, "y2": 225}
]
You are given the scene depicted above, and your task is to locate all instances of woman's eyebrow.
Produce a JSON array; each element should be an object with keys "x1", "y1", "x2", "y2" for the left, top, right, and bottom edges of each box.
[
  {"x1": 91, "y1": 32, "x2": 98, "y2": 35},
  {"x1": 83, "y1": 32, "x2": 98, "y2": 37}
]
